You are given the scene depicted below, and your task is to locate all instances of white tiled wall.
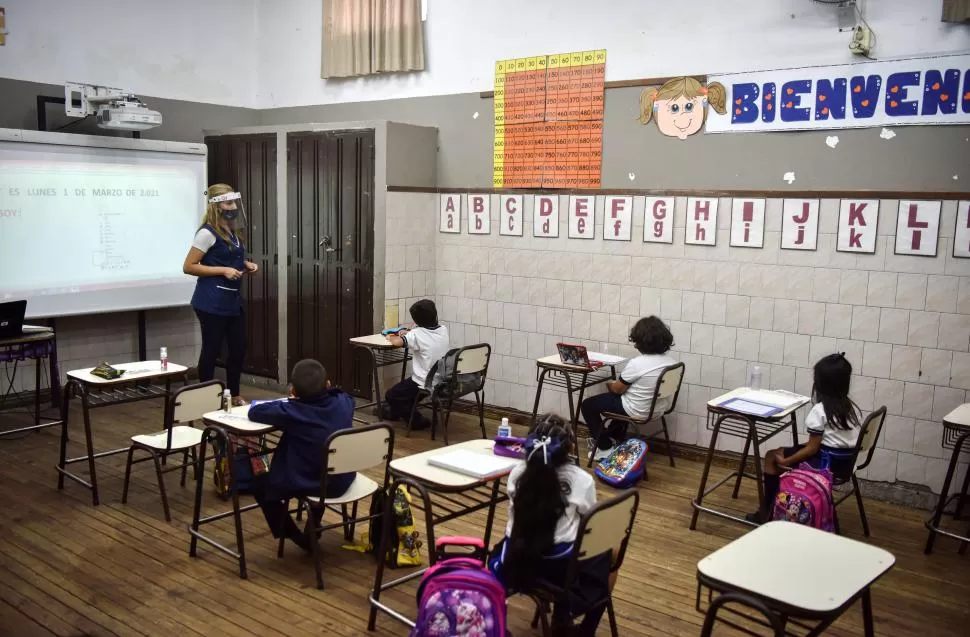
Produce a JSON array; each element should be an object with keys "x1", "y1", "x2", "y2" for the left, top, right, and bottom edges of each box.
[
  {"x1": 408, "y1": 192, "x2": 970, "y2": 494},
  {"x1": 8, "y1": 307, "x2": 201, "y2": 393}
]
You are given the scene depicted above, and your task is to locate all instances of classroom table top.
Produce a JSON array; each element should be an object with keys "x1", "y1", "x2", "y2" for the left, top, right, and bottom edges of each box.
[
  {"x1": 390, "y1": 438, "x2": 520, "y2": 490},
  {"x1": 202, "y1": 404, "x2": 277, "y2": 435},
  {"x1": 0, "y1": 330, "x2": 56, "y2": 347},
  {"x1": 943, "y1": 403, "x2": 970, "y2": 431},
  {"x1": 707, "y1": 387, "x2": 810, "y2": 420},
  {"x1": 697, "y1": 521, "x2": 894, "y2": 614},
  {"x1": 66, "y1": 361, "x2": 188, "y2": 386},
  {"x1": 349, "y1": 333, "x2": 400, "y2": 349},
  {"x1": 536, "y1": 352, "x2": 627, "y2": 372}
]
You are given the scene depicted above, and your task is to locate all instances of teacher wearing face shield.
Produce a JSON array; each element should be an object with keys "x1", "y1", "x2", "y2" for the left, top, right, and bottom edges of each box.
[{"x1": 182, "y1": 183, "x2": 258, "y2": 406}]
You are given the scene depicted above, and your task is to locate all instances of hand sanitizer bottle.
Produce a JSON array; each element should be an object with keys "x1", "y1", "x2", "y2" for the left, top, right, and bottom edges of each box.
[
  {"x1": 223, "y1": 389, "x2": 232, "y2": 412},
  {"x1": 497, "y1": 417, "x2": 511, "y2": 438},
  {"x1": 749, "y1": 365, "x2": 763, "y2": 390}
]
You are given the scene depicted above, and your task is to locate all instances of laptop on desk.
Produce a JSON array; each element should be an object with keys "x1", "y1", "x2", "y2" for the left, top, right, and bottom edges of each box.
[
  {"x1": 0, "y1": 300, "x2": 27, "y2": 339},
  {"x1": 556, "y1": 343, "x2": 604, "y2": 369}
]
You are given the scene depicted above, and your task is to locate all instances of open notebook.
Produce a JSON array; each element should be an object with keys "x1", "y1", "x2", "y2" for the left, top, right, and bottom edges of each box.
[{"x1": 427, "y1": 449, "x2": 520, "y2": 479}]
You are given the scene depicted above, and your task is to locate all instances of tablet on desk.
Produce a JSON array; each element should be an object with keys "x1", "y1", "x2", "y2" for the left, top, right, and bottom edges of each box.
[{"x1": 718, "y1": 397, "x2": 784, "y2": 418}]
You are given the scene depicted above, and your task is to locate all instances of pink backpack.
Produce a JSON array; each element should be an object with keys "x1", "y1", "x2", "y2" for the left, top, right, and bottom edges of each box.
[
  {"x1": 771, "y1": 463, "x2": 835, "y2": 532},
  {"x1": 411, "y1": 537, "x2": 507, "y2": 637}
]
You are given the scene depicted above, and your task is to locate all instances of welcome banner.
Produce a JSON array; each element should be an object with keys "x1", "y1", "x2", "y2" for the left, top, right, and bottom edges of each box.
[{"x1": 706, "y1": 54, "x2": 970, "y2": 133}]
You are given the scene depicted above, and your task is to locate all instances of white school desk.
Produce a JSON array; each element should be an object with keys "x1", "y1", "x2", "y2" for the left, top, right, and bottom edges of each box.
[
  {"x1": 689, "y1": 387, "x2": 809, "y2": 531},
  {"x1": 924, "y1": 403, "x2": 970, "y2": 554},
  {"x1": 0, "y1": 330, "x2": 61, "y2": 437},
  {"x1": 697, "y1": 521, "x2": 895, "y2": 637},
  {"x1": 349, "y1": 333, "x2": 411, "y2": 423},
  {"x1": 56, "y1": 360, "x2": 188, "y2": 506},
  {"x1": 367, "y1": 438, "x2": 521, "y2": 631},
  {"x1": 531, "y1": 353, "x2": 626, "y2": 432},
  {"x1": 188, "y1": 404, "x2": 278, "y2": 579}
]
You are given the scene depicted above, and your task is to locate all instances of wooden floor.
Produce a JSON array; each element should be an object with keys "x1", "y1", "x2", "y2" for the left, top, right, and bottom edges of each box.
[{"x1": 0, "y1": 387, "x2": 968, "y2": 637}]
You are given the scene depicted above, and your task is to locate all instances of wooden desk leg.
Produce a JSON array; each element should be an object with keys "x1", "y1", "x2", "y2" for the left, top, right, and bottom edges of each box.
[
  {"x1": 530, "y1": 368, "x2": 549, "y2": 426},
  {"x1": 749, "y1": 419, "x2": 766, "y2": 512},
  {"x1": 188, "y1": 429, "x2": 213, "y2": 558},
  {"x1": 371, "y1": 349, "x2": 383, "y2": 409},
  {"x1": 562, "y1": 371, "x2": 579, "y2": 430},
  {"x1": 732, "y1": 429, "x2": 753, "y2": 499},
  {"x1": 367, "y1": 478, "x2": 397, "y2": 631},
  {"x1": 226, "y1": 434, "x2": 248, "y2": 579},
  {"x1": 690, "y1": 416, "x2": 723, "y2": 530},
  {"x1": 861, "y1": 588, "x2": 874, "y2": 637},
  {"x1": 925, "y1": 432, "x2": 968, "y2": 554},
  {"x1": 482, "y1": 480, "x2": 501, "y2": 548},
  {"x1": 80, "y1": 390, "x2": 100, "y2": 506}
]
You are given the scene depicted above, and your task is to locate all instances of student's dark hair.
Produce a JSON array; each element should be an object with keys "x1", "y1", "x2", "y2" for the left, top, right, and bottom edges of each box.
[
  {"x1": 504, "y1": 414, "x2": 573, "y2": 591},
  {"x1": 812, "y1": 353, "x2": 860, "y2": 431},
  {"x1": 629, "y1": 315, "x2": 674, "y2": 354},
  {"x1": 409, "y1": 299, "x2": 438, "y2": 329},
  {"x1": 290, "y1": 359, "x2": 328, "y2": 399}
]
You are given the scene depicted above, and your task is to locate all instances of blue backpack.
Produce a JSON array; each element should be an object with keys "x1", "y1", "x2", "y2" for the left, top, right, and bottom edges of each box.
[{"x1": 595, "y1": 438, "x2": 648, "y2": 487}]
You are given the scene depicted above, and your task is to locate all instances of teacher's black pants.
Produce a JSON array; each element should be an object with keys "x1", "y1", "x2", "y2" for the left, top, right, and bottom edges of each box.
[{"x1": 195, "y1": 309, "x2": 246, "y2": 397}]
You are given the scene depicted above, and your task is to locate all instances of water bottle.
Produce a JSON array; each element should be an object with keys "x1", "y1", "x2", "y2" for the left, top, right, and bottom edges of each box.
[
  {"x1": 223, "y1": 389, "x2": 232, "y2": 412},
  {"x1": 159, "y1": 347, "x2": 168, "y2": 371},
  {"x1": 497, "y1": 417, "x2": 511, "y2": 439},
  {"x1": 749, "y1": 365, "x2": 763, "y2": 390}
]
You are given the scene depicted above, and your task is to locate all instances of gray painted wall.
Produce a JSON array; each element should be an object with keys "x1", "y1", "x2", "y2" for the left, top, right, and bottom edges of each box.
[
  {"x1": 0, "y1": 78, "x2": 259, "y2": 142},
  {"x1": 259, "y1": 88, "x2": 970, "y2": 193}
]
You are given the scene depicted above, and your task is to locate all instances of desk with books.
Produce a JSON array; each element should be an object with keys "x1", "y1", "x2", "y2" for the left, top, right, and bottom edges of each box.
[
  {"x1": 349, "y1": 333, "x2": 411, "y2": 423},
  {"x1": 689, "y1": 387, "x2": 809, "y2": 531},
  {"x1": 367, "y1": 438, "x2": 521, "y2": 631}
]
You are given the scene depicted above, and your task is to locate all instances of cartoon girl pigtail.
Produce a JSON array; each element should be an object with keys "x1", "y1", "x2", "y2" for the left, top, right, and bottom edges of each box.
[
  {"x1": 639, "y1": 86, "x2": 661, "y2": 124},
  {"x1": 705, "y1": 81, "x2": 728, "y2": 116}
]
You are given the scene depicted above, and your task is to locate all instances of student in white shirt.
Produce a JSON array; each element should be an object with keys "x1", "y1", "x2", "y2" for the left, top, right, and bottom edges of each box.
[
  {"x1": 746, "y1": 353, "x2": 861, "y2": 523},
  {"x1": 488, "y1": 415, "x2": 614, "y2": 636},
  {"x1": 580, "y1": 316, "x2": 677, "y2": 461},
  {"x1": 379, "y1": 299, "x2": 449, "y2": 429}
]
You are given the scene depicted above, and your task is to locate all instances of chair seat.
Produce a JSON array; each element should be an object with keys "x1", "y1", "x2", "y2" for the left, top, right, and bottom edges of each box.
[
  {"x1": 305, "y1": 474, "x2": 379, "y2": 506},
  {"x1": 602, "y1": 411, "x2": 653, "y2": 425},
  {"x1": 131, "y1": 425, "x2": 203, "y2": 451}
]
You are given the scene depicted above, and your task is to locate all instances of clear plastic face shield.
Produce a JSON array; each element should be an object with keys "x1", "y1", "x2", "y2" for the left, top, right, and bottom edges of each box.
[{"x1": 208, "y1": 191, "x2": 247, "y2": 233}]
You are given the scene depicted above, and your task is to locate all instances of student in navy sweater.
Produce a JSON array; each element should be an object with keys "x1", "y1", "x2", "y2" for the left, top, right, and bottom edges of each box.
[{"x1": 247, "y1": 359, "x2": 355, "y2": 550}]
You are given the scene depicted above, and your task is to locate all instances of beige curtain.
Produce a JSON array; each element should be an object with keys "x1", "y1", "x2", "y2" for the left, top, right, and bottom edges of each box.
[{"x1": 322, "y1": 0, "x2": 426, "y2": 79}]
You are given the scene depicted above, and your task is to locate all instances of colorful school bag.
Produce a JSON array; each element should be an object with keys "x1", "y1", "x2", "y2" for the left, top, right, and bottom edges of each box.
[
  {"x1": 595, "y1": 438, "x2": 649, "y2": 488},
  {"x1": 771, "y1": 462, "x2": 836, "y2": 532},
  {"x1": 211, "y1": 433, "x2": 270, "y2": 499},
  {"x1": 411, "y1": 537, "x2": 507, "y2": 637}
]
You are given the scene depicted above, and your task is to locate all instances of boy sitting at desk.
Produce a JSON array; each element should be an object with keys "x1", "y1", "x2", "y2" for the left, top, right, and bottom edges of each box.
[
  {"x1": 247, "y1": 358, "x2": 355, "y2": 551},
  {"x1": 377, "y1": 299, "x2": 450, "y2": 430}
]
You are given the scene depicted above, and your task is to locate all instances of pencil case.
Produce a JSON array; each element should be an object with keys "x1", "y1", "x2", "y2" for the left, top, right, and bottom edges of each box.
[
  {"x1": 493, "y1": 436, "x2": 527, "y2": 459},
  {"x1": 90, "y1": 361, "x2": 125, "y2": 380},
  {"x1": 381, "y1": 327, "x2": 405, "y2": 336}
]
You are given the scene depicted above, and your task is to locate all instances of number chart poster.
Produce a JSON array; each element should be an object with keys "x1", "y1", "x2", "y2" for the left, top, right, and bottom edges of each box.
[{"x1": 493, "y1": 50, "x2": 606, "y2": 189}]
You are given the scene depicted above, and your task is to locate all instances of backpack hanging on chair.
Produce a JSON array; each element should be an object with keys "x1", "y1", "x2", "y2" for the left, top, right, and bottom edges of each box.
[
  {"x1": 771, "y1": 460, "x2": 836, "y2": 532},
  {"x1": 411, "y1": 537, "x2": 507, "y2": 637},
  {"x1": 211, "y1": 433, "x2": 270, "y2": 499}
]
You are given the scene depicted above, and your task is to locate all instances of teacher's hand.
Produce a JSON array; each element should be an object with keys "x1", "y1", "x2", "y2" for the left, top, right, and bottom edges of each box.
[
  {"x1": 244, "y1": 261, "x2": 259, "y2": 274},
  {"x1": 222, "y1": 267, "x2": 244, "y2": 280}
]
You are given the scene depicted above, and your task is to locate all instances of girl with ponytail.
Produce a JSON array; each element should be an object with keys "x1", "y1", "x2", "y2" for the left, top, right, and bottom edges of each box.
[{"x1": 489, "y1": 414, "x2": 612, "y2": 636}]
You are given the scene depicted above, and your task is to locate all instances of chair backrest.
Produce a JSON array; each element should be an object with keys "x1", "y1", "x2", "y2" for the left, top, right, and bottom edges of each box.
[
  {"x1": 573, "y1": 488, "x2": 640, "y2": 573},
  {"x1": 171, "y1": 380, "x2": 225, "y2": 426},
  {"x1": 700, "y1": 593, "x2": 784, "y2": 637},
  {"x1": 322, "y1": 423, "x2": 394, "y2": 488},
  {"x1": 854, "y1": 405, "x2": 887, "y2": 471},
  {"x1": 646, "y1": 362, "x2": 686, "y2": 420},
  {"x1": 456, "y1": 343, "x2": 491, "y2": 376}
]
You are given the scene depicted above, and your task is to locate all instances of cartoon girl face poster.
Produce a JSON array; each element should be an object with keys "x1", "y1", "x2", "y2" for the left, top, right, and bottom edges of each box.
[{"x1": 639, "y1": 76, "x2": 727, "y2": 140}]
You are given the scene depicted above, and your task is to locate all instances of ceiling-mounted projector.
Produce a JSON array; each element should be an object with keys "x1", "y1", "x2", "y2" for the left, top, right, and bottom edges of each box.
[{"x1": 64, "y1": 82, "x2": 162, "y2": 131}]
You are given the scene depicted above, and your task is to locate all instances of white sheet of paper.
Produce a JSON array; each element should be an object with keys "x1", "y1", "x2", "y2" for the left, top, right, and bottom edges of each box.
[
  {"x1": 587, "y1": 352, "x2": 627, "y2": 365},
  {"x1": 724, "y1": 399, "x2": 780, "y2": 417},
  {"x1": 738, "y1": 390, "x2": 807, "y2": 409},
  {"x1": 427, "y1": 449, "x2": 519, "y2": 478}
]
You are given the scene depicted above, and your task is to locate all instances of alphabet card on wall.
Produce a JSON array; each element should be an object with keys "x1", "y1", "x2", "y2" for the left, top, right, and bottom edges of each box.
[
  {"x1": 730, "y1": 198, "x2": 766, "y2": 248},
  {"x1": 439, "y1": 194, "x2": 461, "y2": 233},
  {"x1": 837, "y1": 199, "x2": 879, "y2": 253},
  {"x1": 686, "y1": 197, "x2": 718, "y2": 245},
  {"x1": 955, "y1": 201, "x2": 970, "y2": 258},
  {"x1": 644, "y1": 197, "x2": 675, "y2": 243},
  {"x1": 781, "y1": 199, "x2": 820, "y2": 250},
  {"x1": 534, "y1": 195, "x2": 560, "y2": 237},
  {"x1": 603, "y1": 196, "x2": 632, "y2": 241},
  {"x1": 895, "y1": 200, "x2": 941, "y2": 256},
  {"x1": 500, "y1": 194, "x2": 523, "y2": 236},
  {"x1": 568, "y1": 195, "x2": 595, "y2": 239},
  {"x1": 467, "y1": 194, "x2": 491, "y2": 234}
]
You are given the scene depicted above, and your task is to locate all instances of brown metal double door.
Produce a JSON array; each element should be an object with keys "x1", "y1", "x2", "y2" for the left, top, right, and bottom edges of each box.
[{"x1": 286, "y1": 131, "x2": 375, "y2": 397}]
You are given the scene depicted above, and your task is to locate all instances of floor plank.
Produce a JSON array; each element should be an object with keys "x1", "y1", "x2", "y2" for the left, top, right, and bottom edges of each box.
[{"x1": 0, "y1": 388, "x2": 968, "y2": 636}]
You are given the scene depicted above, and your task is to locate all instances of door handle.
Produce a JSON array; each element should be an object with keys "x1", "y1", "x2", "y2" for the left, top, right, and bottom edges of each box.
[{"x1": 320, "y1": 235, "x2": 335, "y2": 253}]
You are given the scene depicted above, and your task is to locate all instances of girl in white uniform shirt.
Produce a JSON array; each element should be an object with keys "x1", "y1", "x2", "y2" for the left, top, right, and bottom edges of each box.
[{"x1": 580, "y1": 316, "x2": 677, "y2": 461}]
